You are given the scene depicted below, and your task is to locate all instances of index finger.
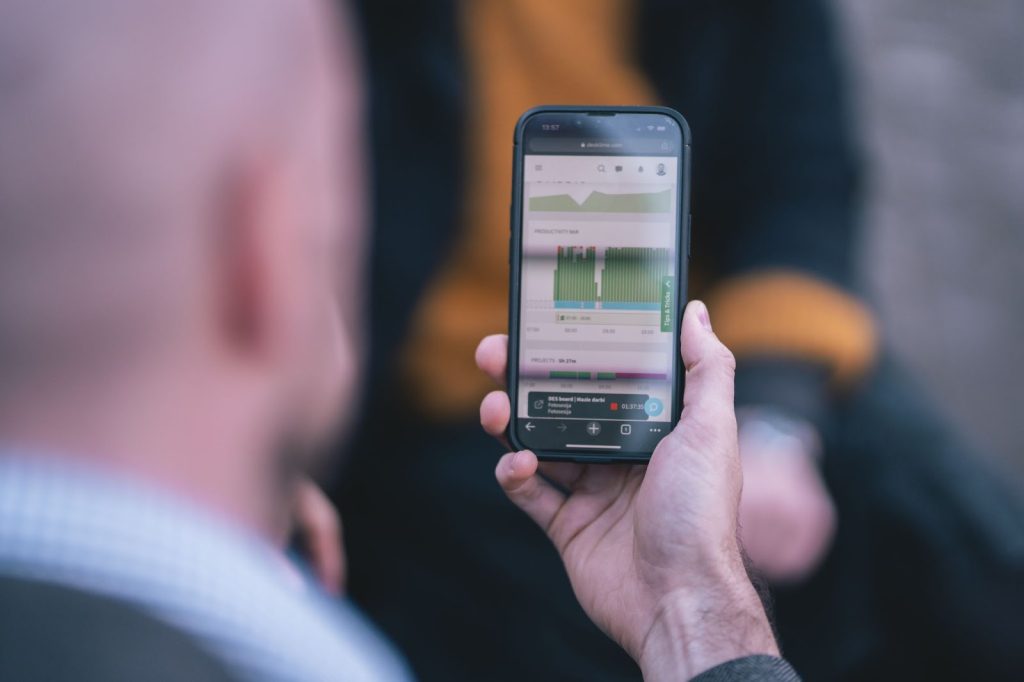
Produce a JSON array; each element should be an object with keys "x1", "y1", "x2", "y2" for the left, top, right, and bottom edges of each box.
[
  {"x1": 475, "y1": 334, "x2": 508, "y2": 388},
  {"x1": 292, "y1": 479, "x2": 345, "y2": 595}
]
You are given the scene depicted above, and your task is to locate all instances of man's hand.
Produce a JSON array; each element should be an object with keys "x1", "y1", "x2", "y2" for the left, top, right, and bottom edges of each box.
[
  {"x1": 737, "y1": 416, "x2": 836, "y2": 584},
  {"x1": 476, "y1": 301, "x2": 778, "y2": 681},
  {"x1": 291, "y1": 478, "x2": 345, "y2": 595}
]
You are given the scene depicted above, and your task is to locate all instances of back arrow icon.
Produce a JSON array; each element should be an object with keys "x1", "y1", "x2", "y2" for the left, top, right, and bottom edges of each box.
[{"x1": 525, "y1": 422, "x2": 536, "y2": 431}]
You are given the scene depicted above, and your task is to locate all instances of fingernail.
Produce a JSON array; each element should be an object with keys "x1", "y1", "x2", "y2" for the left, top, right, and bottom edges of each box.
[{"x1": 697, "y1": 301, "x2": 712, "y2": 331}]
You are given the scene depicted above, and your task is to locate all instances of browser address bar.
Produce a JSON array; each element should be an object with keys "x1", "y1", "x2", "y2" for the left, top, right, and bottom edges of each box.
[{"x1": 528, "y1": 138, "x2": 675, "y2": 154}]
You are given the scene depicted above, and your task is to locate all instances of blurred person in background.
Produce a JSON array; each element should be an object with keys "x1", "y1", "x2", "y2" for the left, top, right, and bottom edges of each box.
[
  {"x1": 0, "y1": 0, "x2": 802, "y2": 680},
  {"x1": 337, "y1": 0, "x2": 1024, "y2": 679}
]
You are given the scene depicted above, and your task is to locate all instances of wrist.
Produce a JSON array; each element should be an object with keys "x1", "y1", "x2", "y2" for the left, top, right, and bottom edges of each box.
[{"x1": 637, "y1": 567, "x2": 778, "y2": 682}]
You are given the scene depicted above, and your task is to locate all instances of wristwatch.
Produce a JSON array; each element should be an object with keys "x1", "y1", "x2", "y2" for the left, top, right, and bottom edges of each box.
[{"x1": 736, "y1": 407, "x2": 822, "y2": 461}]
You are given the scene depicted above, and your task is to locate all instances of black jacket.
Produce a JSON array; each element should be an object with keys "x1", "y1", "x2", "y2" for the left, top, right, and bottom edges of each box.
[
  {"x1": 0, "y1": 576, "x2": 801, "y2": 681},
  {"x1": 0, "y1": 576, "x2": 236, "y2": 681}
]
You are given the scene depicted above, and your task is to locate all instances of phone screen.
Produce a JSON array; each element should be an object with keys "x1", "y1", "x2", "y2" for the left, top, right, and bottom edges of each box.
[{"x1": 511, "y1": 109, "x2": 689, "y2": 458}]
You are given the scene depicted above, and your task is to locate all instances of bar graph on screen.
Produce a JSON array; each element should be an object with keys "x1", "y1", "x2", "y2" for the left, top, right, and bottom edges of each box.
[{"x1": 553, "y1": 246, "x2": 670, "y2": 311}]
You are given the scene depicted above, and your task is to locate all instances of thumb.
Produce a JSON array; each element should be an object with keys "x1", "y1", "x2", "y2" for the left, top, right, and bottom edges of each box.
[{"x1": 680, "y1": 300, "x2": 736, "y2": 422}]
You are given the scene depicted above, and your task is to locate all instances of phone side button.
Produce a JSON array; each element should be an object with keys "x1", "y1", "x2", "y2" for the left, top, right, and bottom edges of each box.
[
  {"x1": 508, "y1": 203, "x2": 512, "y2": 264},
  {"x1": 687, "y1": 214, "x2": 692, "y2": 259}
]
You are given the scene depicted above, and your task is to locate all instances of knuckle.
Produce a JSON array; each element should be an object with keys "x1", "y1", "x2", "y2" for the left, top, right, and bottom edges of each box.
[
  {"x1": 517, "y1": 479, "x2": 543, "y2": 502},
  {"x1": 715, "y1": 344, "x2": 737, "y2": 373},
  {"x1": 311, "y1": 505, "x2": 339, "y2": 533}
]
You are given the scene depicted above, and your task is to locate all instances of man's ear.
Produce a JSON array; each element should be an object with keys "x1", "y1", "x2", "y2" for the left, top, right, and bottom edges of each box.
[{"x1": 215, "y1": 155, "x2": 294, "y2": 363}]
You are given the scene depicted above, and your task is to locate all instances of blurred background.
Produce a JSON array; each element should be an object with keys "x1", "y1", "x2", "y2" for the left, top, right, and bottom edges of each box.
[
  {"x1": 838, "y1": 0, "x2": 1024, "y2": 477},
  {"x1": 343, "y1": 1, "x2": 1024, "y2": 679}
]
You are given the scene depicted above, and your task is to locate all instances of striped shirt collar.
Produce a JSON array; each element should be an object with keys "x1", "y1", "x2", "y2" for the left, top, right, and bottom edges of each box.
[{"x1": 0, "y1": 451, "x2": 410, "y2": 682}]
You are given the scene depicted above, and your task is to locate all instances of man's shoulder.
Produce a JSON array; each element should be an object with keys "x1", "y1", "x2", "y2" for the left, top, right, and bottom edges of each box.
[{"x1": 0, "y1": 575, "x2": 237, "y2": 682}]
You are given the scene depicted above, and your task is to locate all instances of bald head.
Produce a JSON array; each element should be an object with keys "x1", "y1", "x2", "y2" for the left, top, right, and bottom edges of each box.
[
  {"x1": 0, "y1": 0, "x2": 365, "y2": 528},
  {"x1": 0, "y1": 0, "x2": 362, "y2": 389}
]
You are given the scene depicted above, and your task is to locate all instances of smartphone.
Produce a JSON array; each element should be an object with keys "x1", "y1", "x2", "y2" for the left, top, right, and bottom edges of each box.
[{"x1": 507, "y1": 105, "x2": 691, "y2": 463}]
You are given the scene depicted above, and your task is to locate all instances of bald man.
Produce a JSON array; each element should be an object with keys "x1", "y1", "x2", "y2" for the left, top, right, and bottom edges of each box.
[
  {"x1": 0, "y1": 0, "x2": 796, "y2": 680},
  {"x1": 0, "y1": 0, "x2": 390, "y2": 679}
]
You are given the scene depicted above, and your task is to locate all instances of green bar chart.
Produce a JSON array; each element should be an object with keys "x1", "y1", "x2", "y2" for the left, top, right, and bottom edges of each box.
[
  {"x1": 600, "y1": 247, "x2": 670, "y2": 307},
  {"x1": 553, "y1": 247, "x2": 599, "y2": 306},
  {"x1": 553, "y1": 246, "x2": 671, "y2": 310}
]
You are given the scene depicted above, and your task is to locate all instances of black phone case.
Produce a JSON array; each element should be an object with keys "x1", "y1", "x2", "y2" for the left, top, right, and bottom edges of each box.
[{"x1": 506, "y1": 105, "x2": 692, "y2": 463}]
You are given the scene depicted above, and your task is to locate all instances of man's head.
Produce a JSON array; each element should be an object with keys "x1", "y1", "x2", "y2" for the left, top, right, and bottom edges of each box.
[{"x1": 0, "y1": 0, "x2": 364, "y2": 533}]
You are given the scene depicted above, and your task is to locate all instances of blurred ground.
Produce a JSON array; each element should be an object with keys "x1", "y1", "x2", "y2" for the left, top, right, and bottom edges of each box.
[{"x1": 837, "y1": 0, "x2": 1024, "y2": 477}]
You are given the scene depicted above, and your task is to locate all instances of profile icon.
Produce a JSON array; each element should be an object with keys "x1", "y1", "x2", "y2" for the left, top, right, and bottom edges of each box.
[{"x1": 656, "y1": 162, "x2": 666, "y2": 176}]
